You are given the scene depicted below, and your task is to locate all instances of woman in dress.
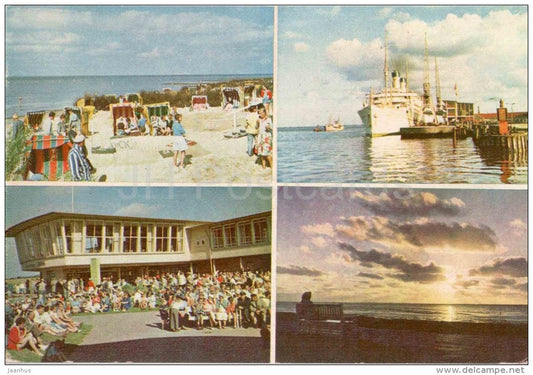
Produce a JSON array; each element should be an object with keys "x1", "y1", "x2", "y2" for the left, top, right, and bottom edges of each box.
[
  {"x1": 256, "y1": 107, "x2": 273, "y2": 169},
  {"x1": 7, "y1": 317, "x2": 43, "y2": 356},
  {"x1": 172, "y1": 114, "x2": 188, "y2": 169}
]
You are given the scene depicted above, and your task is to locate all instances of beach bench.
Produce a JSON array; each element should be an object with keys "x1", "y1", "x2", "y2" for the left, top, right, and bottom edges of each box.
[
  {"x1": 296, "y1": 303, "x2": 350, "y2": 336},
  {"x1": 26, "y1": 111, "x2": 46, "y2": 128}
]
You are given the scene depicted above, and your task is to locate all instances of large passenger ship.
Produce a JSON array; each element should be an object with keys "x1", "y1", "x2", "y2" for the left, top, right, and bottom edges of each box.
[{"x1": 358, "y1": 33, "x2": 425, "y2": 136}]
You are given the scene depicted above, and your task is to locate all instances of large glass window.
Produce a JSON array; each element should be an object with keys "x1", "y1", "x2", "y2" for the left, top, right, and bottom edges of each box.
[
  {"x1": 253, "y1": 218, "x2": 269, "y2": 244},
  {"x1": 86, "y1": 221, "x2": 103, "y2": 253},
  {"x1": 23, "y1": 231, "x2": 35, "y2": 258},
  {"x1": 53, "y1": 222, "x2": 64, "y2": 255},
  {"x1": 113, "y1": 223, "x2": 121, "y2": 252},
  {"x1": 140, "y1": 225, "x2": 149, "y2": 252},
  {"x1": 41, "y1": 224, "x2": 54, "y2": 256},
  {"x1": 65, "y1": 221, "x2": 82, "y2": 253},
  {"x1": 123, "y1": 223, "x2": 139, "y2": 252},
  {"x1": 155, "y1": 225, "x2": 169, "y2": 252},
  {"x1": 32, "y1": 228, "x2": 44, "y2": 257},
  {"x1": 170, "y1": 225, "x2": 182, "y2": 252},
  {"x1": 15, "y1": 235, "x2": 28, "y2": 262},
  {"x1": 224, "y1": 225, "x2": 237, "y2": 247},
  {"x1": 104, "y1": 224, "x2": 114, "y2": 252},
  {"x1": 238, "y1": 222, "x2": 253, "y2": 246},
  {"x1": 212, "y1": 227, "x2": 224, "y2": 249}
]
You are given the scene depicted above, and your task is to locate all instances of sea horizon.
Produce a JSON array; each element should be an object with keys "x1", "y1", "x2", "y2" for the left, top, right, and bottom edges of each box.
[
  {"x1": 277, "y1": 301, "x2": 527, "y2": 324},
  {"x1": 6, "y1": 73, "x2": 272, "y2": 118}
]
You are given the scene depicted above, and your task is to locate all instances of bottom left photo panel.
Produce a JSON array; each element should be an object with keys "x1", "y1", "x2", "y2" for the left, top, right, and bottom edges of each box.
[{"x1": 5, "y1": 185, "x2": 272, "y2": 364}]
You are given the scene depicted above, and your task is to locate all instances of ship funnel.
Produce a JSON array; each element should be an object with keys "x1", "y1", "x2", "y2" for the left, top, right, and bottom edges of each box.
[
  {"x1": 391, "y1": 71, "x2": 400, "y2": 89},
  {"x1": 400, "y1": 77, "x2": 406, "y2": 92}
]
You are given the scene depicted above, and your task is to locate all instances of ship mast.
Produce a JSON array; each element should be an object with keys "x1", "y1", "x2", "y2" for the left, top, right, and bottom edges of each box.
[
  {"x1": 405, "y1": 60, "x2": 409, "y2": 91},
  {"x1": 422, "y1": 33, "x2": 432, "y2": 109},
  {"x1": 435, "y1": 56, "x2": 442, "y2": 111},
  {"x1": 384, "y1": 31, "x2": 390, "y2": 104}
]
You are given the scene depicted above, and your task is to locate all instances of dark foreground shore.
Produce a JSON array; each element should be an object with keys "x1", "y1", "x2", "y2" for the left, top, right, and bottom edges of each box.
[{"x1": 276, "y1": 312, "x2": 528, "y2": 364}]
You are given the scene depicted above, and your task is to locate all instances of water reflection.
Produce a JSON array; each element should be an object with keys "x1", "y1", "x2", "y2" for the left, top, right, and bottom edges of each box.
[
  {"x1": 475, "y1": 144, "x2": 528, "y2": 184},
  {"x1": 277, "y1": 126, "x2": 528, "y2": 184}
]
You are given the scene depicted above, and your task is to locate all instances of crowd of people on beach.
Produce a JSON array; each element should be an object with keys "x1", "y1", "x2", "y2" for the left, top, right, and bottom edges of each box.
[
  {"x1": 5, "y1": 269, "x2": 271, "y2": 356},
  {"x1": 8, "y1": 83, "x2": 274, "y2": 180}
]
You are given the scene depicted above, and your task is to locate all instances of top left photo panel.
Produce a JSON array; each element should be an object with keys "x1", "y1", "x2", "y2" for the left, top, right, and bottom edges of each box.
[{"x1": 6, "y1": 5, "x2": 274, "y2": 185}]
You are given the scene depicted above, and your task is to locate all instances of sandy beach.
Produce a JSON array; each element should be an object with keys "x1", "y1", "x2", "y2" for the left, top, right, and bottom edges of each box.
[
  {"x1": 276, "y1": 312, "x2": 528, "y2": 364},
  {"x1": 6, "y1": 106, "x2": 273, "y2": 184},
  {"x1": 85, "y1": 108, "x2": 272, "y2": 184}
]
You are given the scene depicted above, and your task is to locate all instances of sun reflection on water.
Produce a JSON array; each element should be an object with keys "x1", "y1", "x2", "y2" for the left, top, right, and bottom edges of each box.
[{"x1": 445, "y1": 305, "x2": 456, "y2": 322}]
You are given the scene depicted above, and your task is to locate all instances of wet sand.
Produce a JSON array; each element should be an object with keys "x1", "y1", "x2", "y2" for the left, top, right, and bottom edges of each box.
[{"x1": 276, "y1": 312, "x2": 528, "y2": 364}]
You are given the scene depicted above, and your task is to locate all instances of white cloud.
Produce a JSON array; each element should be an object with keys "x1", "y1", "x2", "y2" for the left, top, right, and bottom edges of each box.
[
  {"x1": 310, "y1": 236, "x2": 328, "y2": 248},
  {"x1": 509, "y1": 219, "x2": 527, "y2": 236},
  {"x1": 7, "y1": 8, "x2": 94, "y2": 30},
  {"x1": 139, "y1": 48, "x2": 161, "y2": 59},
  {"x1": 378, "y1": 7, "x2": 393, "y2": 18},
  {"x1": 294, "y1": 42, "x2": 310, "y2": 53},
  {"x1": 323, "y1": 10, "x2": 527, "y2": 113},
  {"x1": 115, "y1": 203, "x2": 159, "y2": 217},
  {"x1": 299, "y1": 245, "x2": 311, "y2": 253},
  {"x1": 301, "y1": 223, "x2": 335, "y2": 237},
  {"x1": 283, "y1": 31, "x2": 303, "y2": 39}
]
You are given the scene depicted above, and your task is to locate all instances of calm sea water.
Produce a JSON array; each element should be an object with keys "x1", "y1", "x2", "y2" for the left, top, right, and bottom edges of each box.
[
  {"x1": 6, "y1": 74, "x2": 270, "y2": 116},
  {"x1": 277, "y1": 125, "x2": 527, "y2": 184},
  {"x1": 277, "y1": 301, "x2": 527, "y2": 324}
]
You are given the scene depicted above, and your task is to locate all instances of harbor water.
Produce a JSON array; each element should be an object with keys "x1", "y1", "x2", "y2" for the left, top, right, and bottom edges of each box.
[{"x1": 277, "y1": 125, "x2": 527, "y2": 184}]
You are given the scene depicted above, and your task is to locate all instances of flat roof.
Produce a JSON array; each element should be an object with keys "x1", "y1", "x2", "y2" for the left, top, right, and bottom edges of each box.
[
  {"x1": 5, "y1": 211, "x2": 210, "y2": 237},
  {"x1": 5, "y1": 211, "x2": 272, "y2": 237}
]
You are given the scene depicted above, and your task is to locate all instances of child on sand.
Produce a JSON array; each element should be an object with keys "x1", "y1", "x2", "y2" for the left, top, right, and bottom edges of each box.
[{"x1": 172, "y1": 114, "x2": 188, "y2": 169}]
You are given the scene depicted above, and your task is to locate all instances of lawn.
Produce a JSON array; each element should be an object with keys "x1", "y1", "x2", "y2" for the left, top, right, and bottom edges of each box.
[{"x1": 6, "y1": 324, "x2": 92, "y2": 363}]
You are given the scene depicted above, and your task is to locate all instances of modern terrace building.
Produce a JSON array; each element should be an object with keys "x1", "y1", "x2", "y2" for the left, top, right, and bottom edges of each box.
[{"x1": 6, "y1": 211, "x2": 271, "y2": 284}]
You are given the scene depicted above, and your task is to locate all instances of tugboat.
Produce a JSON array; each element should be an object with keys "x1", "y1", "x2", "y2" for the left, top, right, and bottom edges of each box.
[
  {"x1": 313, "y1": 117, "x2": 344, "y2": 132},
  {"x1": 325, "y1": 117, "x2": 344, "y2": 132}
]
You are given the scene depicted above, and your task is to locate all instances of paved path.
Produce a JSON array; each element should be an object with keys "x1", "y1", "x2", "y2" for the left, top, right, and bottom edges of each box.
[{"x1": 67, "y1": 311, "x2": 270, "y2": 363}]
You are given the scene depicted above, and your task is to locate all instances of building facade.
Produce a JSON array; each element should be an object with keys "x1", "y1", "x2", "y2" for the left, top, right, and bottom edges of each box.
[{"x1": 6, "y1": 211, "x2": 271, "y2": 283}]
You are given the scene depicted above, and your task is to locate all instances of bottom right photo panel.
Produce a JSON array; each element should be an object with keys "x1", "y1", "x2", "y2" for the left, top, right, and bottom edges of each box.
[{"x1": 275, "y1": 186, "x2": 527, "y2": 364}]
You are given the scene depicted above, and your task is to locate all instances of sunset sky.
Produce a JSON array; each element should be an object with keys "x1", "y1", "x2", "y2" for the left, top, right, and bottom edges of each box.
[
  {"x1": 277, "y1": 187, "x2": 527, "y2": 305},
  {"x1": 278, "y1": 6, "x2": 527, "y2": 126}
]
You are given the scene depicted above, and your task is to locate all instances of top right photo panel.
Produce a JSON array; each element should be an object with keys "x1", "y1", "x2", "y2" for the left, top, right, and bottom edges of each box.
[{"x1": 277, "y1": 6, "x2": 527, "y2": 184}]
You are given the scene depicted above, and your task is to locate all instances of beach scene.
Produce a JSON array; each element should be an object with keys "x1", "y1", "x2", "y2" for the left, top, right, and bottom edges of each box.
[
  {"x1": 276, "y1": 187, "x2": 527, "y2": 363},
  {"x1": 5, "y1": 6, "x2": 274, "y2": 184},
  {"x1": 277, "y1": 6, "x2": 527, "y2": 184}
]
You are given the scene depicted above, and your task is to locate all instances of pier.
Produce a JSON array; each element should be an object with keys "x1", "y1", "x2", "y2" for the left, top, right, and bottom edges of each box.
[
  {"x1": 400, "y1": 125, "x2": 469, "y2": 139},
  {"x1": 471, "y1": 99, "x2": 528, "y2": 157}
]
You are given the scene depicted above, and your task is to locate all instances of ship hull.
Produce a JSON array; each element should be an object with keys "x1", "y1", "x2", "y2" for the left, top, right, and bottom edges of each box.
[{"x1": 358, "y1": 105, "x2": 412, "y2": 137}]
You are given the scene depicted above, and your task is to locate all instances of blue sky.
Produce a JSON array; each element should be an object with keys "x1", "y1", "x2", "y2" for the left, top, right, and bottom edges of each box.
[
  {"x1": 277, "y1": 187, "x2": 527, "y2": 305},
  {"x1": 6, "y1": 6, "x2": 274, "y2": 77},
  {"x1": 5, "y1": 186, "x2": 271, "y2": 278},
  {"x1": 278, "y1": 6, "x2": 527, "y2": 126}
]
